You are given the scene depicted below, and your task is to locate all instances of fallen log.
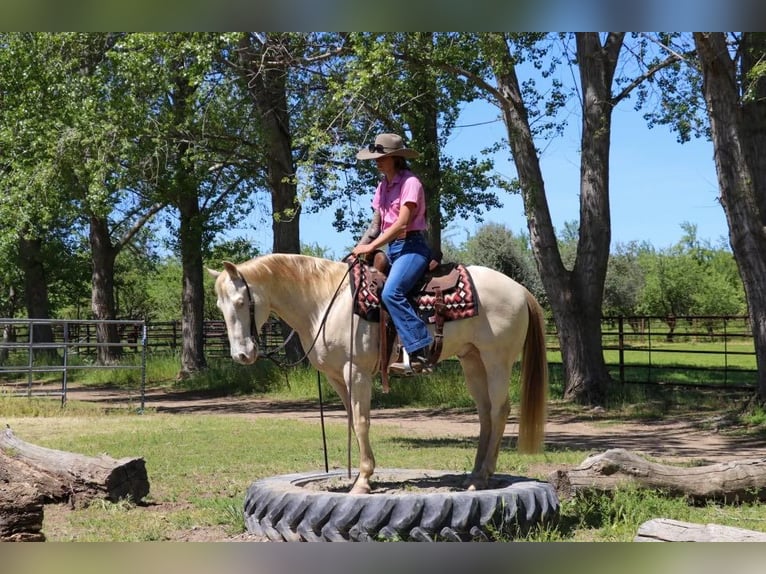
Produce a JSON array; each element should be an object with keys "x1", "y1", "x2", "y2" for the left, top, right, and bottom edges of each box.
[
  {"x1": 0, "y1": 483, "x2": 45, "y2": 542},
  {"x1": 0, "y1": 425, "x2": 150, "y2": 508},
  {"x1": 635, "y1": 518, "x2": 766, "y2": 542},
  {"x1": 548, "y1": 448, "x2": 766, "y2": 503}
]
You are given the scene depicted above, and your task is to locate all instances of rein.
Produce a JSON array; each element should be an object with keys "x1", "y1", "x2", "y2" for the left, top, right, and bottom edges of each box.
[{"x1": 247, "y1": 257, "x2": 362, "y2": 371}]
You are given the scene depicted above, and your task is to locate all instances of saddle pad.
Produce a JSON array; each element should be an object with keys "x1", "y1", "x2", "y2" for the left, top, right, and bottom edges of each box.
[{"x1": 348, "y1": 261, "x2": 480, "y2": 324}]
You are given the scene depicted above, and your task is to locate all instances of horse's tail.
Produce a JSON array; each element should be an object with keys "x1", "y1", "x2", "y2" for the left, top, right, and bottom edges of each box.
[{"x1": 517, "y1": 289, "x2": 548, "y2": 454}]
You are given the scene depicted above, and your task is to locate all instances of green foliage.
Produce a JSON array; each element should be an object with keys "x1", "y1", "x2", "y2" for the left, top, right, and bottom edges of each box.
[
  {"x1": 301, "y1": 242, "x2": 339, "y2": 261},
  {"x1": 636, "y1": 224, "x2": 746, "y2": 319},
  {"x1": 462, "y1": 223, "x2": 546, "y2": 304},
  {"x1": 207, "y1": 239, "x2": 260, "y2": 267},
  {"x1": 603, "y1": 241, "x2": 649, "y2": 317}
]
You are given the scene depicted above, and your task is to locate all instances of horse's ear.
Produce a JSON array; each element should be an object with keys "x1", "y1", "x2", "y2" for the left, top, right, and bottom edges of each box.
[
  {"x1": 207, "y1": 268, "x2": 221, "y2": 279},
  {"x1": 223, "y1": 261, "x2": 241, "y2": 280}
]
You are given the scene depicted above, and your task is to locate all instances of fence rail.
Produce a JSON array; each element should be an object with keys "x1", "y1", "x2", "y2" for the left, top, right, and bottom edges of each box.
[
  {"x1": 546, "y1": 315, "x2": 757, "y2": 388},
  {"x1": 1, "y1": 315, "x2": 758, "y2": 397},
  {"x1": 0, "y1": 318, "x2": 147, "y2": 407}
]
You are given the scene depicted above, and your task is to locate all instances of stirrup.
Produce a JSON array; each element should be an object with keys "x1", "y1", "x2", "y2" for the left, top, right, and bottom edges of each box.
[{"x1": 388, "y1": 348, "x2": 432, "y2": 377}]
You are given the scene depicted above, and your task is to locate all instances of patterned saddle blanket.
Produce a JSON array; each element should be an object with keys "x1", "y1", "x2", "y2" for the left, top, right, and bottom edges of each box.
[{"x1": 348, "y1": 258, "x2": 480, "y2": 324}]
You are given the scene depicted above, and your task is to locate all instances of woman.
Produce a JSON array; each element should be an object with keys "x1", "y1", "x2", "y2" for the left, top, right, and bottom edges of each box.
[{"x1": 352, "y1": 133, "x2": 433, "y2": 375}]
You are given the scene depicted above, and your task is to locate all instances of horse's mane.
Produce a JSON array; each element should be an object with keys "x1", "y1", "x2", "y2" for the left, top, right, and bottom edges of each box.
[{"x1": 237, "y1": 253, "x2": 349, "y2": 300}]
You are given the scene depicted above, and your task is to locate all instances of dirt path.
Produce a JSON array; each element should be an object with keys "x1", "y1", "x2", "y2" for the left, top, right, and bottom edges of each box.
[
  {"x1": 66, "y1": 384, "x2": 765, "y2": 464},
  {"x1": 14, "y1": 383, "x2": 765, "y2": 542}
]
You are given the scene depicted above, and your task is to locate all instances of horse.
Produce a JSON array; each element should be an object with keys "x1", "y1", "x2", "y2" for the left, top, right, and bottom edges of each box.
[{"x1": 209, "y1": 253, "x2": 548, "y2": 495}]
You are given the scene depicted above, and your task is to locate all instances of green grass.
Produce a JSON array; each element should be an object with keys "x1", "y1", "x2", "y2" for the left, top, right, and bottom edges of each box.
[
  {"x1": 5, "y1": 401, "x2": 766, "y2": 542},
  {"x1": 3, "y1": 352, "x2": 766, "y2": 542}
]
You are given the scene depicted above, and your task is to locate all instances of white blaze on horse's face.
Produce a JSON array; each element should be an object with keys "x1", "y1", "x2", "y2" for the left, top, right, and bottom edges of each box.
[{"x1": 211, "y1": 263, "x2": 259, "y2": 365}]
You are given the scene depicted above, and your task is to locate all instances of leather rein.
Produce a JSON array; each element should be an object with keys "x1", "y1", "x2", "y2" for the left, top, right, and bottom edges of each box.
[{"x1": 241, "y1": 258, "x2": 361, "y2": 370}]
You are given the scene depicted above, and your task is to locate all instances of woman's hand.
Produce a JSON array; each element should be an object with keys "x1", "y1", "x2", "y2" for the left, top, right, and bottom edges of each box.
[{"x1": 352, "y1": 243, "x2": 375, "y2": 257}]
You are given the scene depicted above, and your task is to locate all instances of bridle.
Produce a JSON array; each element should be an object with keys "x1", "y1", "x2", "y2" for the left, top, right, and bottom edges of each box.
[
  {"x1": 235, "y1": 257, "x2": 362, "y2": 369},
  {"x1": 241, "y1": 279, "x2": 259, "y2": 345}
]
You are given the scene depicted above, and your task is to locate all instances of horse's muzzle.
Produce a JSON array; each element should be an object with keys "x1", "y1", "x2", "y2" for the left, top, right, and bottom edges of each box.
[{"x1": 233, "y1": 351, "x2": 258, "y2": 365}]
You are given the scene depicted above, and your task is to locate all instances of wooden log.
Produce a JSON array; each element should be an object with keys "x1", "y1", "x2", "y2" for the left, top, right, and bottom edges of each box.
[
  {"x1": 635, "y1": 518, "x2": 766, "y2": 542},
  {"x1": 548, "y1": 448, "x2": 766, "y2": 503},
  {"x1": 0, "y1": 425, "x2": 150, "y2": 508},
  {"x1": 0, "y1": 483, "x2": 45, "y2": 542}
]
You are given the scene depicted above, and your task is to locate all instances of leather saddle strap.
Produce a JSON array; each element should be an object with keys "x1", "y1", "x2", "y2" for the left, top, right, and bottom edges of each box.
[
  {"x1": 379, "y1": 307, "x2": 391, "y2": 393},
  {"x1": 429, "y1": 286, "x2": 446, "y2": 364}
]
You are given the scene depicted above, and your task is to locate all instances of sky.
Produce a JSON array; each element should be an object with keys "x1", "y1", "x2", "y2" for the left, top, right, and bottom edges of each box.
[{"x1": 281, "y1": 98, "x2": 727, "y2": 259}]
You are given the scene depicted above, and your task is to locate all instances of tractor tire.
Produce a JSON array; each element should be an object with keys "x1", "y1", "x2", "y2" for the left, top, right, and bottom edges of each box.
[{"x1": 243, "y1": 468, "x2": 559, "y2": 542}]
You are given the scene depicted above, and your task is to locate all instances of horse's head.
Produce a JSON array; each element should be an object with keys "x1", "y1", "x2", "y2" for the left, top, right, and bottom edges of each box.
[{"x1": 208, "y1": 261, "x2": 267, "y2": 364}]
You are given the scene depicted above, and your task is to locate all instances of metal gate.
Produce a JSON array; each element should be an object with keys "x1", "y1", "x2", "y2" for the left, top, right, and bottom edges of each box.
[{"x1": 0, "y1": 318, "x2": 147, "y2": 409}]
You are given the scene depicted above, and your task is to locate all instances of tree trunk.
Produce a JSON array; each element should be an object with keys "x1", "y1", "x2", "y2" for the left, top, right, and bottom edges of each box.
[
  {"x1": 178, "y1": 201, "x2": 207, "y2": 376},
  {"x1": 90, "y1": 214, "x2": 122, "y2": 364},
  {"x1": 168, "y1": 69, "x2": 208, "y2": 377},
  {"x1": 16, "y1": 233, "x2": 56, "y2": 361},
  {"x1": 0, "y1": 483, "x2": 45, "y2": 542},
  {"x1": 0, "y1": 426, "x2": 149, "y2": 508},
  {"x1": 239, "y1": 33, "x2": 305, "y2": 364},
  {"x1": 695, "y1": 33, "x2": 766, "y2": 401},
  {"x1": 741, "y1": 33, "x2": 766, "y2": 225},
  {"x1": 548, "y1": 448, "x2": 766, "y2": 503},
  {"x1": 635, "y1": 518, "x2": 766, "y2": 542},
  {"x1": 404, "y1": 33, "x2": 444, "y2": 257},
  {"x1": 486, "y1": 33, "x2": 622, "y2": 405}
]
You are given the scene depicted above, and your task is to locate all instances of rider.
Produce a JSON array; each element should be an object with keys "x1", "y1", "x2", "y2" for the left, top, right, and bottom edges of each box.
[{"x1": 352, "y1": 133, "x2": 433, "y2": 375}]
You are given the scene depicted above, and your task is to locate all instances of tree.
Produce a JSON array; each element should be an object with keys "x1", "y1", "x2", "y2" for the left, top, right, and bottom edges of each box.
[
  {"x1": 637, "y1": 249, "x2": 700, "y2": 340},
  {"x1": 332, "y1": 33, "x2": 505, "y2": 255},
  {"x1": 0, "y1": 33, "x2": 86, "y2": 353},
  {"x1": 0, "y1": 33, "x2": 165, "y2": 364},
  {"x1": 232, "y1": 33, "x2": 304, "y2": 255},
  {"x1": 693, "y1": 32, "x2": 766, "y2": 399},
  {"x1": 115, "y1": 33, "x2": 259, "y2": 376},
  {"x1": 603, "y1": 241, "x2": 647, "y2": 319},
  {"x1": 435, "y1": 33, "x2": 690, "y2": 404},
  {"x1": 464, "y1": 33, "x2": 622, "y2": 404},
  {"x1": 463, "y1": 223, "x2": 545, "y2": 305}
]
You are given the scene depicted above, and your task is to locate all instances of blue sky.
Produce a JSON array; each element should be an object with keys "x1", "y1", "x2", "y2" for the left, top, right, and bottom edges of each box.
[{"x1": 285, "y1": 97, "x2": 727, "y2": 259}]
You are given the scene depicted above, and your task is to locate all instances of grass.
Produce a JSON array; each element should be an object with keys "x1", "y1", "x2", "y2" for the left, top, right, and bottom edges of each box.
[
  {"x1": 3, "y1": 353, "x2": 766, "y2": 542},
  {"x1": 5, "y1": 399, "x2": 766, "y2": 542}
]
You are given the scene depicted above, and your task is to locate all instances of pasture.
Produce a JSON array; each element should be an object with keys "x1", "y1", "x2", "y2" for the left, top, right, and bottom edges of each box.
[{"x1": 2, "y1": 356, "x2": 766, "y2": 542}]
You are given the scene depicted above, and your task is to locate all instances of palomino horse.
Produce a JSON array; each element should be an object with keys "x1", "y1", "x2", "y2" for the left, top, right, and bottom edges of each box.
[{"x1": 209, "y1": 254, "x2": 548, "y2": 495}]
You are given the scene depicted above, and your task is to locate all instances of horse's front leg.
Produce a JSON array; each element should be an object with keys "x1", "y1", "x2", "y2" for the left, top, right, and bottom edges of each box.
[{"x1": 343, "y1": 366, "x2": 375, "y2": 495}]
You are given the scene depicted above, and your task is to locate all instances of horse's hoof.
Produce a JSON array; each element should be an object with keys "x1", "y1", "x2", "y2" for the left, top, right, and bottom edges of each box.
[
  {"x1": 463, "y1": 475, "x2": 487, "y2": 491},
  {"x1": 349, "y1": 483, "x2": 371, "y2": 495}
]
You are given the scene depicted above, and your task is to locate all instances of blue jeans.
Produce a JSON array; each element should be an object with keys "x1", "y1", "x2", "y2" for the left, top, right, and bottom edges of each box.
[{"x1": 382, "y1": 234, "x2": 433, "y2": 353}]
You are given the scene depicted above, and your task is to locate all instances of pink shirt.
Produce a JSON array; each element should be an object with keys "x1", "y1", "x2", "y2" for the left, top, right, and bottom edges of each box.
[{"x1": 371, "y1": 170, "x2": 427, "y2": 233}]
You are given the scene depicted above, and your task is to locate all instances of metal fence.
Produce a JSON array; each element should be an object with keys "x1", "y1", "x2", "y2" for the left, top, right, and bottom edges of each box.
[
  {"x1": 1, "y1": 315, "x2": 758, "y2": 405},
  {"x1": 546, "y1": 315, "x2": 757, "y2": 388},
  {"x1": 0, "y1": 318, "x2": 147, "y2": 407}
]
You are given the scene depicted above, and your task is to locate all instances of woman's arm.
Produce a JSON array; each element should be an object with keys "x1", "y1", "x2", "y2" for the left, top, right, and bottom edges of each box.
[
  {"x1": 352, "y1": 202, "x2": 415, "y2": 256},
  {"x1": 358, "y1": 209, "x2": 381, "y2": 245}
]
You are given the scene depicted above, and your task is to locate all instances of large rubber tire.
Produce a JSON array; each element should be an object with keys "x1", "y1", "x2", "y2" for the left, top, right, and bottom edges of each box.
[{"x1": 243, "y1": 469, "x2": 559, "y2": 542}]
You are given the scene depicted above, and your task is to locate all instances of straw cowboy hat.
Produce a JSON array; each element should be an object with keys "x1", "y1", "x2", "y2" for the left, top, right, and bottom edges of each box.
[{"x1": 356, "y1": 133, "x2": 420, "y2": 160}]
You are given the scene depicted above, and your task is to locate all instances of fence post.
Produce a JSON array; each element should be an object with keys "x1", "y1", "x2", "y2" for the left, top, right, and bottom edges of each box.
[
  {"x1": 723, "y1": 317, "x2": 729, "y2": 390},
  {"x1": 140, "y1": 323, "x2": 147, "y2": 413},
  {"x1": 26, "y1": 321, "x2": 33, "y2": 396},
  {"x1": 618, "y1": 316, "x2": 625, "y2": 384},
  {"x1": 62, "y1": 322, "x2": 69, "y2": 406}
]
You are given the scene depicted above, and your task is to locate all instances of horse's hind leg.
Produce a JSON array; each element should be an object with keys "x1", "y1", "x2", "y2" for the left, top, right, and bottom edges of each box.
[{"x1": 460, "y1": 348, "x2": 511, "y2": 490}]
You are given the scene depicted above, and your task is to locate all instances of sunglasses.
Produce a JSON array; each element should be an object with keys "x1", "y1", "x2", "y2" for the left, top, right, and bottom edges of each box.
[{"x1": 368, "y1": 143, "x2": 388, "y2": 154}]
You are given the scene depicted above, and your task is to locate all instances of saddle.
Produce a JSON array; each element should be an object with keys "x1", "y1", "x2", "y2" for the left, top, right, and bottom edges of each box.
[{"x1": 347, "y1": 251, "x2": 480, "y2": 392}]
